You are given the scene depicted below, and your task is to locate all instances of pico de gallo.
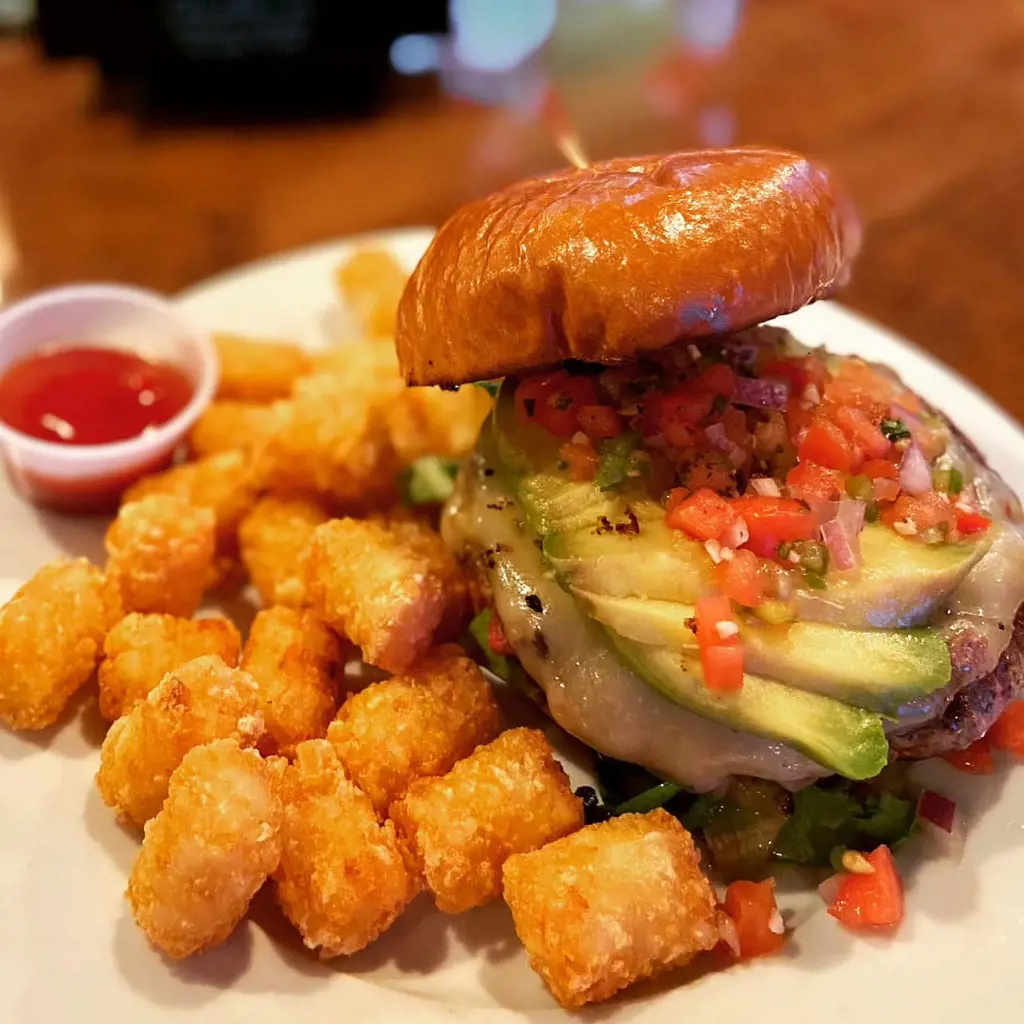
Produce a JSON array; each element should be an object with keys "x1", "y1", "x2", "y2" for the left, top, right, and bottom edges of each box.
[{"x1": 512, "y1": 328, "x2": 993, "y2": 692}]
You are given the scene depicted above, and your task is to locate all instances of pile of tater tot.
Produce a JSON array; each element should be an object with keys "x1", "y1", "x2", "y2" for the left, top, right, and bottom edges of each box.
[{"x1": 0, "y1": 249, "x2": 726, "y2": 1010}]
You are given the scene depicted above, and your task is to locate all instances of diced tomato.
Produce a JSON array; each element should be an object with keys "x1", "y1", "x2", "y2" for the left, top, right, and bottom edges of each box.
[
  {"x1": 723, "y1": 880, "x2": 786, "y2": 958},
  {"x1": 862, "y1": 458, "x2": 899, "y2": 480},
  {"x1": 883, "y1": 492, "x2": 955, "y2": 534},
  {"x1": 665, "y1": 487, "x2": 739, "y2": 541},
  {"x1": 874, "y1": 478, "x2": 901, "y2": 503},
  {"x1": 577, "y1": 404, "x2": 623, "y2": 440},
  {"x1": 943, "y1": 736, "x2": 995, "y2": 774},
  {"x1": 695, "y1": 595, "x2": 743, "y2": 690},
  {"x1": 787, "y1": 462, "x2": 845, "y2": 503},
  {"x1": 827, "y1": 845, "x2": 904, "y2": 930},
  {"x1": 487, "y1": 612, "x2": 515, "y2": 657},
  {"x1": 762, "y1": 356, "x2": 828, "y2": 398},
  {"x1": 799, "y1": 417, "x2": 860, "y2": 473},
  {"x1": 833, "y1": 358, "x2": 898, "y2": 404},
  {"x1": 730, "y1": 496, "x2": 818, "y2": 558},
  {"x1": 785, "y1": 399, "x2": 814, "y2": 445},
  {"x1": 558, "y1": 441, "x2": 599, "y2": 482},
  {"x1": 695, "y1": 595, "x2": 737, "y2": 650},
  {"x1": 990, "y1": 702, "x2": 1024, "y2": 756},
  {"x1": 516, "y1": 371, "x2": 600, "y2": 438},
  {"x1": 694, "y1": 362, "x2": 737, "y2": 400},
  {"x1": 831, "y1": 405, "x2": 891, "y2": 460},
  {"x1": 714, "y1": 548, "x2": 767, "y2": 607},
  {"x1": 702, "y1": 644, "x2": 744, "y2": 691},
  {"x1": 956, "y1": 509, "x2": 991, "y2": 536},
  {"x1": 657, "y1": 386, "x2": 715, "y2": 436}
]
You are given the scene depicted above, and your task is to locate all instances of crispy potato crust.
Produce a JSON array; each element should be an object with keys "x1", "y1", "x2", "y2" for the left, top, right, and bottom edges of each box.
[
  {"x1": 0, "y1": 559, "x2": 122, "y2": 731},
  {"x1": 127, "y1": 739, "x2": 285, "y2": 959},
  {"x1": 386, "y1": 386, "x2": 492, "y2": 464},
  {"x1": 213, "y1": 332, "x2": 311, "y2": 403},
  {"x1": 334, "y1": 249, "x2": 408, "y2": 339},
  {"x1": 238, "y1": 496, "x2": 330, "y2": 609},
  {"x1": 273, "y1": 740, "x2": 420, "y2": 957},
  {"x1": 327, "y1": 644, "x2": 501, "y2": 813},
  {"x1": 305, "y1": 517, "x2": 448, "y2": 672},
  {"x1": 241, "y1": 607, "x2": 344, "y2": 757},
  {"x1": 253, "y1": 376, "x2": 400, "y2": 507},
  {"x1": 188, "y1": 400, "x2": 284, "y2": 458},
  {"x1": 502, "y1": 809, "x2": 720, "y2": 1008},
  {"x1": 105, "y1": 495, "x2": 216, "y2": 617},
  {"x1": 391, "y1": 728, "x2": 583, "y2": 914},
  {"x1": 96, "y1": 655, "x2": 264, "y2": 828},
  {"x1": 98, "y1": 613, "x2": 242, "y2": 722},
  {"x1": 122, "y1": 451, "x2": 258, "y2": 550}
]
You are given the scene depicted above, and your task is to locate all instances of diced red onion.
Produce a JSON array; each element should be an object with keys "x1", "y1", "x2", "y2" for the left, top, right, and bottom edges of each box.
[
  {"x1": 725, "y1": 343, "x2": 760, "y2": 370},
  {"x1": 916, "y1": 790, "x2": 964, "y2": 862},
  {"x1": 819, "y1": 499, "x2": 866, "y2": 570},
  {"x1": 721, "y1": 517, "x2": 749, "y2": 549},
  {"x1": 749, "y1": 476, "x2": 781, "y2": 497},
  {"x1": 734, "y1": 376, "x2": 790, "y2": 410},
  {"x1": 899, "y1": 442, "x2": 932, "y2": 496},
  {"x1": 817, "y1": 873, "x2": 844, "y2": 906},
  {"x1": 705, "y1": 422, "x2": 747, "y2": 466}
]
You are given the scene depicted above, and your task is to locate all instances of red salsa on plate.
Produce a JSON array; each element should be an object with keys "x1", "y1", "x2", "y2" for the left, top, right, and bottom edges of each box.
[{"x1": 0, "y1": 346, "x2": 193, "y2": 446}]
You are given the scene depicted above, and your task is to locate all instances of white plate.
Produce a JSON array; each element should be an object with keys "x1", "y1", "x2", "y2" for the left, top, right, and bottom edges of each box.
[{"x1": 2, "y1": 227, "x2": 1023, "y2": 1024}]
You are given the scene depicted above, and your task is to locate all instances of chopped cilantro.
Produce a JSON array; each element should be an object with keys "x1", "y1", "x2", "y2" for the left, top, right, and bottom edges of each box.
[
  {"x1": 881, "y1": 417, "x2": 912, "y2": 442},
  {"x1": 711, "y1": 393, "x2": 729, "y2": 415},
  {"x1": 772, "y1": 784, "x2": 915, "y2": 866},
  {"x1": 594, "y1": 432, "x2": 641, "y2": 490}
]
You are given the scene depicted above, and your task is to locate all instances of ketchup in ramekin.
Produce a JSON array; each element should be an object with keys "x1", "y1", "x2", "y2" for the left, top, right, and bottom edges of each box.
[{"x1": 0, "y1": 285, "x2": 217, "y2": 513}]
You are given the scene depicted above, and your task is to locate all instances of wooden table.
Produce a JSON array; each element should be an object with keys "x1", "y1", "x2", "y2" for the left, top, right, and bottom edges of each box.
[{"x1": 1, "y1": 1, "x2": 1022, "y2": 416}]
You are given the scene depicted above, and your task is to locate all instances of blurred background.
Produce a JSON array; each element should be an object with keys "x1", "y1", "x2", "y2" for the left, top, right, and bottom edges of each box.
[{"x1": 0, "y1": 0, "x2": 1021, "y2": 414}]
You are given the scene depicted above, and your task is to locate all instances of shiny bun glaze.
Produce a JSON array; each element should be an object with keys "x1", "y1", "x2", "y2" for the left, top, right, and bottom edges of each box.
[{"x1": 396, "y1": 148, "x2": 861, "y2": 386}]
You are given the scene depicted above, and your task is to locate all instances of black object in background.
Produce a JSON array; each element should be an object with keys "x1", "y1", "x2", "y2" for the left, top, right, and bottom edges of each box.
[{"x1": 37, "y1": 0, "x2": 448, "y2": 118}]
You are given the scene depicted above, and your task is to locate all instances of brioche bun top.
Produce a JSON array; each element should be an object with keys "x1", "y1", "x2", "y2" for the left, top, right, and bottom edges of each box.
[{"x1": 395, "y1": 147, "x2": 860, "y2": 386}]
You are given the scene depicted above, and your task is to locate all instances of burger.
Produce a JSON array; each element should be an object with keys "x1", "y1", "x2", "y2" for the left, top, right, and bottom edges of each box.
[{"x1": 393, "y1": 149, "x2": 1024, "y2": 852}]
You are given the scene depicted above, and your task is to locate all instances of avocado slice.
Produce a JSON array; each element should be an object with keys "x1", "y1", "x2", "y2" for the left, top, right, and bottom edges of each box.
[
  {"x1": 794, "y1": 523, "x2": 993, "y2": 628},
  {"x1": 606, "y1": 631, "x2": 890, "y2": 780},
  {"x1": 576, "y1": 590, "x2": 950, "y2": 713},
  {"x1": 544, "y1": 519, "x2": 712, "y2": 602},
  {"x1": 492, "y1": 381, "x2": 662, "y2": 536}
]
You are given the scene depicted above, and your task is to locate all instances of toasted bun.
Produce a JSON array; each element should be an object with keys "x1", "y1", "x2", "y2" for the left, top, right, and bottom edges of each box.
[{"x1": 396, "y1": 148, "x2": 860, "y2": 386}]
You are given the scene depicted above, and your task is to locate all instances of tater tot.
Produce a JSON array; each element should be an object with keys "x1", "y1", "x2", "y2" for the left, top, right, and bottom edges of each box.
[
  {"x1": 104, "y1": 495, "x2": 215, "y2": 618},
  {"x1": 188, "y1": 400, "x2": 284, "y2": 458},
  {"x1": 127, "y1": 738, "x2": 285, "y2": 959},
  {"x1": 237, "y1": 495, "x2": 329, "y2": 608},
  {"x1": 327, "y1": 644, "x2": 501, "y2": 813},
  {"x1": 0, "y1": 559, "x2": 122, "y2": 731},
  {"x1": 213, "y1": 332, "x2": 311, "y2": 402},
  {"x1": 390, "y1": 728, "x2": 583, "y2": 914},
  {"x1": 96, "y1": 655, "x2": 264, "y2": 828},
  {"x1": 254, "y1": 376, "x2": 399, "y2": 506},
  {"x1": 273, "y1": 740, "x2": 419, "y2": 957},
  {"x1": 241, "y1": 607, "x2": 344, "y2": 757},
  {"x1": 334, "y1": 249, "x2": 407, "y2": 338},
  {"x1": 98, "y1": 613, "x2": 242, "y2": 722},
  {"x1": 305, "y1": 517, "x2": 449, "y2": 672},
  {"x1": 387, "y1": 386, "x2": 493, "y2": 463},
  {"x1": 310, "y1": 338, "x2": 403, "y2": 389},
  {"x1": 122, "y1": 450, "x2": 258, "y2": 550},
  {"x1": 378, "y1": 515, "x2": 472, "y2": 642},
  {"x1": 502, "y1": 810, "x2": 720, "y2": 1008}
]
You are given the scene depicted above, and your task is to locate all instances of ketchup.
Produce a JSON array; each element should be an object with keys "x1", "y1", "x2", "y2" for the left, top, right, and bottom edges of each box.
[{"x1": 0, "y1": 347, "x2": 193, "y2": 446}]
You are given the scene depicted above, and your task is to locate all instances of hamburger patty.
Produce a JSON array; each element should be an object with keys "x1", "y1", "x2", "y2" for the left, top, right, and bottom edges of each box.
[{"x1": 890, "y1": 606, "x2": 1024, "y2": 759}]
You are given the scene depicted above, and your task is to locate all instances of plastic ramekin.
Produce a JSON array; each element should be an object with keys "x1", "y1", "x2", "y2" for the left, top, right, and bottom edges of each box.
[{"x1": 0, "y1": 283, "x2": 217, "y2": 512}]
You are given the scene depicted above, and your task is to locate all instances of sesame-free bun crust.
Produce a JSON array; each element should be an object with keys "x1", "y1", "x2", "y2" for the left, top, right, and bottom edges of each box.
[{"x1": 396, "y1": 148, "x2": 860, "y2": 386}]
